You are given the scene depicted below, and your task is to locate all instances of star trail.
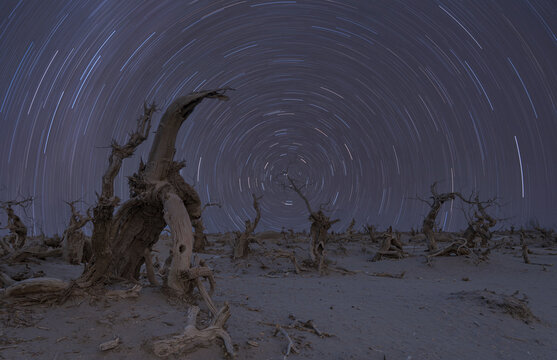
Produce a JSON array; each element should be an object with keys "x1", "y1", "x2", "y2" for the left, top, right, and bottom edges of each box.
[{"x1": 0, "y1": 0, "x2": 556, "y2": 236}]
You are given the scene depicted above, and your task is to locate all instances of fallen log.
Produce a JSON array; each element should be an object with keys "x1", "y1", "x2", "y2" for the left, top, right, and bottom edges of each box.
[
  {"x1": 4, "y1": 277, "x2": 68, "y2": 297},
  {"x1": 152, "y1": 304, "x2": 234, "y2": 358}
]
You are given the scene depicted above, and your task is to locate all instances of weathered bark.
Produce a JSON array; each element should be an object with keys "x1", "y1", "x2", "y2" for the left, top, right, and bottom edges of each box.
[
  {"x1": 272, "y1": 250, "x2": 306, "y2": 274},
  {"x1": 421, "y1": 183, "x2": 459, "y2": 252},
  {"x1": 8, "y1": 246, "x2": 62, "y2": 263},
  {"x1": 2, "y1": 206, "x2": 28, "y2": 249},
  {"x1": 346, "y1": 218, "x2": 356, "y2": 236},
  {"x1": 192, "y1": 219, "x2": 207, "y2": 252},
  {"x1": 152, "y1": 304, "x2": 234, "y2": 358},
  {"x1": 161, "y1": 185, "x2": 194, "y2": 294},
  {"x1": 82, "y1": 89, "x2": 229, "y2": 286},
  {"x1": 144, "y1": 248, "x2": 158, "y2": 286},
  {"x1": 309, "y1": 210, "x2": 339, "y2": 274},
  {"x1": 285, "y1": 175, "x2": 338, "y2": 273},
  {"x1": 61, "y1": 201, "x2": 91, "y2": 264},
  {"x1": 371, "y1": 227, "x2": 405, "y2": 261},
  {"x1": 520, "y1": 230, "x2": 530, "y2": 264},
  {"x1": 84, "y1": 103, "x2": 155, "y2": 284},
  {"x1": 233, "y1": 194, "x2": 262, "y2": 259},
  {"x1": 365, "y1": 224, "x2": 376, "y2": 242},
  {"x1": 144, "y1": 91, "x2": 229, "y2": 182},
  {"x1": 427, "y1": 238, "x2": 471, "y2": 259},
  {"x1": 0, "y1": 271, "x2": 15, "y2": 287},
  {"x1": 0, "y1": 237, "x2": 13, "y2": 256},
  {"x1": 4, "y1": 277, "x2": 69, "y2": 297},
  {"x1": 193, "y1": 202, "x2": 221, "y2": 252},
  {"x1": 459, "y1": 195, "x2": 497, "y2": 248}
]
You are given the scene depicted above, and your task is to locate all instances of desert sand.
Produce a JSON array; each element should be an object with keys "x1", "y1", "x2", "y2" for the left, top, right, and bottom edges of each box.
[{"x1": 1, "y1": 230, "x2": 556, "y2": 360}]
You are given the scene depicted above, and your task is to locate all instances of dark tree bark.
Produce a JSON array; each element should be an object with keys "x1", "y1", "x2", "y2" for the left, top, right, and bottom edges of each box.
[
  {"x1": 286, "y1": 176, "x2": 338, "y2": 274},
  {"x1": 81, "y1": 89, "x2": 230, "y2": 289},
  {"x1": 1, "y1": 198, "x2": 32, "y2": 250},
  {"x1": 346, "y1": 218, "x2": 356, "y2": 236},
  {"x1": 61, "y1": 201, "x2": 91, "y2": 264},
  {"x1": 5, "y1": 90, "x2": 235, "y2": 358},
  {"x1": 233, "y1": 194, "x2": 262, "y2": 259},
  {"x1": 193, "y1": 202, "x2": 221, "y2": 252},
  {"x1": 460, "y1": 195, "x2": 497, "y2": 248},
  {"x1": 421, "y1": 183, "x2": 459, "y2": 252},
  {"x1": 371, "y1": 226, "x2": 405, "y2": 261}
]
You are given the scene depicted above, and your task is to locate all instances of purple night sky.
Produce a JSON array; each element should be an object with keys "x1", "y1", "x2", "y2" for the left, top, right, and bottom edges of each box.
[{"x1": 0, "y1": 0, "x2": 556, "y2": 235}]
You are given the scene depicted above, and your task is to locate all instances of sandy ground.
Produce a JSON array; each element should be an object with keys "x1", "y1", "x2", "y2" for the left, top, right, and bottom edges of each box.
[{"x1": 1, "y1": 231, "x2": 556, "y2": 359}]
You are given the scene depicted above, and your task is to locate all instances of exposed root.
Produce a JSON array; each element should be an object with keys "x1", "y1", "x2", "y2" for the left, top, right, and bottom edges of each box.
[
  {"x1": 4, "y1": 277, "x2": 69, "y2": 298},
  {"x1": 271, "y1": 250, "x2": 308, "y2": 274},
  {"x1": 364, "y1": 271, "x2": 406, "y2": 279},
  {"x1": 273, "y1": 325, "x2": 299, "y2": 359},
  {"x1": 183, "y1": 256, "x2": 217, "y2": 316},
  {"x1": 99, "y1": 336, "x2": 121, "y2": 351},
  {"x1": 144, "y1": 248, "x2": 159, "y2": 286},
  {"x1": 427, "y1": 238, "x2": 470, "y2": 258},
  {"x1": 287, "y1": 315, "x2": 332, "y2": 338},
  {"x1": 450, "y1": 289, "x2": 539, "y2": 324},
  {"x1": 151, "y1": 304, "x2": 234, "y2": 358},
  {"x1": 328, "y1": 266, "x2": 358, "y2": 275},
  {"x1": 371, "y1": 228, "x2": 405, "y2": 262},
  {"x1": 7, "y1": 247, "x2": 62, "y2": 263},
  {"x1": 105, "y1": 284, "x2": 142, "y2": 300}
]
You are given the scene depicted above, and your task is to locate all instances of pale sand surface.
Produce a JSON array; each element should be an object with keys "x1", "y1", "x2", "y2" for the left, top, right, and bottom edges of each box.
[{"x1": 1, "y1": 232, "x2": 556, "y2": 359}]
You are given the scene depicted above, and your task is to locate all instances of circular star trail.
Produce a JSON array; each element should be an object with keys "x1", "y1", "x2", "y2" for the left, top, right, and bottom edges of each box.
[{"x1": 0, "y1": 0, "x2": 556, "y2": 235}]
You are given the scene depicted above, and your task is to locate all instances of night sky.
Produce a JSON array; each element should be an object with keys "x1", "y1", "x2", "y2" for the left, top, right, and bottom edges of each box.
[{"x1": 0, "y1": 0, "x2": 556, "y2": 236}]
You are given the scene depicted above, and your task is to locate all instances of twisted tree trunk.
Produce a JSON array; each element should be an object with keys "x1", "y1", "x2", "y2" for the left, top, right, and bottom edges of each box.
[
  {"x1": 61, "y1": 201, "x2": 91, "y2": 264},
  {"x1": 81, "y1": 90, "x2": 229, "y2": 289},
  {"x1": 233, "y1": 194, "x2": 262, "y2": 259},
  {"x1": 3, "y1": 206, "x2": 27, "y2": 249},
  {"x1": 421, "y1": 183, "x2": 458, "y2": 252}
]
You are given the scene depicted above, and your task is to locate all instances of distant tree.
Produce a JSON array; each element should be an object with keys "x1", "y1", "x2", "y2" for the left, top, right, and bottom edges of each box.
[
  {"x1": 233, "y1": 193, "x2": 262, "y2": 259},
  {"x1": 0, "y1": 197, "x2": 33, "y2": 250},
  {"x1": 284, "y1": 174, "x2": 339, "y2": 274},
  {"x1": 418, "y1": 182, "x2": 460, "y2": 252}
]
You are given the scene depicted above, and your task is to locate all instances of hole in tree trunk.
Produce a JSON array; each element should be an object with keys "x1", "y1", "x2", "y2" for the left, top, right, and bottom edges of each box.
[{"x1": 179, "y1": 245, "x2": 185, "y2": 253}]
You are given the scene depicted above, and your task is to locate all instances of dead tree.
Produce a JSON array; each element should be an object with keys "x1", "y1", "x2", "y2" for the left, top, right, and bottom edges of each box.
[
  {"x1": 77, "y1": 89, "x2": 230, "y2": 292},
  {"x1": 460, "y1": 195, "x2": 498, "y2": 248},
  {"x1": 193, "y1": 202, "x2": 222, "y2": 252},
  {"x1": 428, "y1": 194, "x2": 498, "y2": 262},
  {"x1": 4, "y1": 90, "x2": 236, "y2": 358},
  {"x1": 286, "y1": 175, "x2": 339, "y2": 274},
  {"x1": 364, "y1": 224, "x2": 376, "y2": 243},
  {"x1": 420, "y1": 183, "x2": 459, "y2": 252},
  {"x1": 519, "y1": 230, "x2": 530, "y2": 264},
  {"x1": 233, "y1": 194, "x2": 262, "y2": 259},
  {"x1": 371, "y1": 226, "x2": 405, "y2": 261},
  {"x1": 1, "y1": 198, "x2": 32, "y2": 250},
  {"x1": 346, "y1": 218, "x2": 356, "y2": 237},
  {"x1": 61, "y1": 201, "x2": 91, "y2": 264}
]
